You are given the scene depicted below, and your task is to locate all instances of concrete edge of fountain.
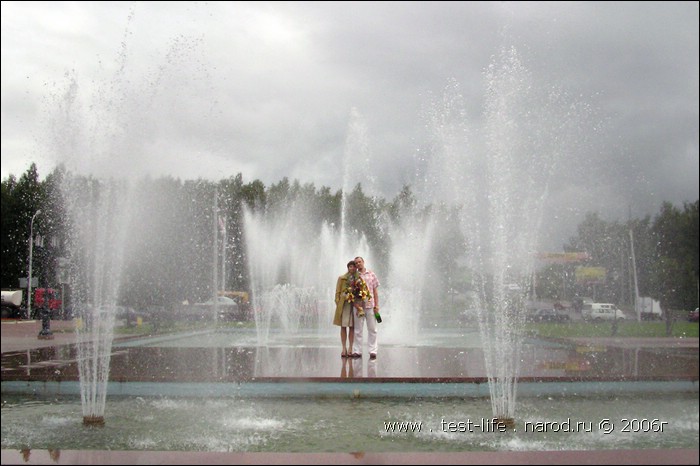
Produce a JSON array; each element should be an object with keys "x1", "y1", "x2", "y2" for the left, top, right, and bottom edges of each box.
[
  {"x1": 2, "y1": 378, "x2": 697, "y2": 398},
  {"x1": 2, "y1": 448, "x2": 700, "y2": 465}
]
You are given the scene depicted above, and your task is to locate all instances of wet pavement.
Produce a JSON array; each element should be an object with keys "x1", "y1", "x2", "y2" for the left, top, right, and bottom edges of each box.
[
  {"x1": 2, "y1": 319, "x2": 698, "y2": 465},
  {"x1": 1, "y1": 319, "x2": 698, "y2": 383}
]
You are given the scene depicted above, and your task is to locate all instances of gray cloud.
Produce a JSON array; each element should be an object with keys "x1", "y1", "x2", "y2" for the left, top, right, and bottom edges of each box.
[{"x1": 1, "y1": 1, "x2": 697, "y2": 249}]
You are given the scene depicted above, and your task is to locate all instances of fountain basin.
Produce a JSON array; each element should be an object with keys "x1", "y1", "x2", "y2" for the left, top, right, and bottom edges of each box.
[
  {"x1": 2, "y1": 379, "x2": 698, "y2": 399},
  {"x1": 1, "y1": 391, "x2": 698, "y2": 453},
  {"x1": 2, "y1": 324, "x2": 698, "y2": 459}
]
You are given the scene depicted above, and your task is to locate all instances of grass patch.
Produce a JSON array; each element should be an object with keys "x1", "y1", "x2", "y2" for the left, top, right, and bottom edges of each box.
[
  {"x1": 112, "y1": 319, "x2": 256, "y2": 335},
  {"x1": 528, "y1": 321, "x2": 699, "y2": 339}
]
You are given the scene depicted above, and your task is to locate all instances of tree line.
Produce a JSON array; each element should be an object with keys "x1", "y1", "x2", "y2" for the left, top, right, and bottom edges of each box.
[{"x1": 2, "y1": 162, "x2": 698, "y2": 316}]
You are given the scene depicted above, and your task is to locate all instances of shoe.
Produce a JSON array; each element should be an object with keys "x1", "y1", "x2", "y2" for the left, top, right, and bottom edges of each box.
[
  {"x1": 369, "y1": 353, "x2": 377, "y2": 360},
  {"x1": 351, "y1": 353, "x2": 361, "y2": 358}
]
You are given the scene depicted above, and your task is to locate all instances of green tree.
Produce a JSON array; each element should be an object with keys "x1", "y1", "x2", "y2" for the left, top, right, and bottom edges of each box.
[
  {"x1": 1, "y1": 163, "x2": 45, "y2": 296},
  {"x1": 218, "y1": 174, "x2": 247, "y2": 292},
  {"x1": 240, "y1": 179, "x2": 266, "y2": 211},
  {"x1": 650, "y1": 201, "x2": 699, "y2": 323},
  {"x1": 1, "y1": 174, "x2": 20, "y2": 289}
]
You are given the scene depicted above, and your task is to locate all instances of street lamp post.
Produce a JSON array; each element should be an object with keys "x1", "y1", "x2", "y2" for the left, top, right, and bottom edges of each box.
[{"x1": 27, "y1": 209, "x2": 41, "y2": 319}]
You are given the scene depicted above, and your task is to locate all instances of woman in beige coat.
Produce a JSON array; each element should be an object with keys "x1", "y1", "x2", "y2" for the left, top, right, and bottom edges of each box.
[{"x1": 334, "y1": 260, "x2": 360, "y2": 358}]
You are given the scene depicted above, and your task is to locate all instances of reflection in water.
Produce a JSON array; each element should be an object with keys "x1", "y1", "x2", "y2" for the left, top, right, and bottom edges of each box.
[
  {"x1": 48, "y1": 449, "x2": 61, "y2": 462},
  {"x1": 368, "y1": 358, "x2": 377, "y2": 378},
  {"x1": 340, "y1": 357, "x2": 352, "y2": 378},
  {"x1": 2, "y1": 328, "x2": 697, "y2": 383}
]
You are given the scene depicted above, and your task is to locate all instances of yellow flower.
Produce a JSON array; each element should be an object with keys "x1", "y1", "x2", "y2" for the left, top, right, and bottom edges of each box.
[{"x1": 345, "y1": 273, "x2": 370, "y2": 306}]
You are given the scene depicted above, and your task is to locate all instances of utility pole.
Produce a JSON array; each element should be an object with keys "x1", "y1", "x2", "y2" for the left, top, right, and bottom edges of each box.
[
  {"x1": 27, "y1": 210, "x2": 42, "y2": 318},
  {"x1": 212, "y1": 191, "x2": 219, "y2": 321},
  {"x1": 629, "y1": 228, "x2": 640, "y2": 322},
  {"x1": 220, "y1": 214, "x2": 226, "y2": 292}
]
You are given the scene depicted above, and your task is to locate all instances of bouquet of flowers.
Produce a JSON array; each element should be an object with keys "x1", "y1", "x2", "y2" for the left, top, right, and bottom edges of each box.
[{"x1": 344, "y1": 273, "x2": 371, "y2": 317}]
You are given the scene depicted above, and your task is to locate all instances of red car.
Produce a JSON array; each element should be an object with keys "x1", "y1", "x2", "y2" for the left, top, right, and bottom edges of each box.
[{"x1": 688, "y1": 308, "x2": 699, "y2": 322}]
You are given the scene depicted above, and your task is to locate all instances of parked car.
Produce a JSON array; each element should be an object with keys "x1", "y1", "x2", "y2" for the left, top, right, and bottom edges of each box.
[
  {"x1": 571, "y1": 296, "x2": 594, "y2": 313},
  {"x1": 688, "y1": 308, "x2": 699, "y2": 323},
  {"x1": 528, "y1": 308, "x2": 570, "y2": 323},
  {"x1": 114, "y1": 305, "x2": 141, "y2": 326},
  {"x1": 196, "y1": 296, "x2": 238, "y2": 307},
  {"x1": 92, "y1": 305, "x2": 140, "y2": 326},
  {"x1": 193, "y1": 296, "x2": 241, "y2": 321},
  {"x1": 582, "y1": 303, "x2": 628, "y2": 321},
  {"x1": 0, "y1": 304, "x2": 26, "y2": 319},
  {"x1": 581, "y1": 303, "x2": 629, "y2": 321}
]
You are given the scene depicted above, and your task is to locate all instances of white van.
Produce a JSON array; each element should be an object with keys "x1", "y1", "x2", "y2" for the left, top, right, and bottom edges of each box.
[
  {"x1": 582, "y1": 303, "x2": 627, "y2": 321},
  {"x1": 637, "y1": 296, "x2": 663, "y2": 320}
]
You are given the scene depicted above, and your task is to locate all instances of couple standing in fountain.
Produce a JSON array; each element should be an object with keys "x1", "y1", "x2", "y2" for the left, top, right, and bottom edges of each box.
[{"x1": 333, "y1": 256, "x2": 380, "y2": 359}]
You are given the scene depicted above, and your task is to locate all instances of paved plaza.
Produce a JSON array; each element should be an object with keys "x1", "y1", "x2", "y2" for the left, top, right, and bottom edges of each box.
[
  {"x1": 1, "y1": 319, "x2": 698, "y2": 464},
  {"x1": 1, "y1": 319, "x2": 698, "y2": 382}
]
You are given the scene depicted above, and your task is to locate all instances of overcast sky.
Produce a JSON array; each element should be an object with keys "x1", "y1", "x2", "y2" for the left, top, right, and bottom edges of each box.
[{"x1": 1, "y1": 2, "x2": 698, "y2": 249}]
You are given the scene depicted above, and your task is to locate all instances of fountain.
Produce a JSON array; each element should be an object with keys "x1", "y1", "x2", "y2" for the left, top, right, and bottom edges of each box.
[
  {"x1": 406, "y1": 45, "x2": 591, "y2": 427},
  {"x1": 50, "y1": 40, "x2": 547, "y2": 429},
  {"x1": 243, "y1": 45, "x2": 580, "y2": 427},
  {"x1": 42, "y1": 27, "x2": 204, "y2": 425},
  {"x1": 2, "y1": 18, "x2": 698, "y2": 463},
  {"x1": 243, "y1": 107, "x2": 373, "y2": 346},
  {"x1": 66, "y1": 178, "x2": 133, "y2": 426}
]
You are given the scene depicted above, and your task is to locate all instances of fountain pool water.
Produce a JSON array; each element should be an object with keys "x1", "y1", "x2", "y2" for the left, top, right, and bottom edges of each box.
[{"x1": 2, "y1": 391, "x2": 697, "y2": 453}]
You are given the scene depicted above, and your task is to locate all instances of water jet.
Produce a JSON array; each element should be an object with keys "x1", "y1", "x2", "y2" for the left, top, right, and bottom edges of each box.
[{"x1": 2, "y1": 21, "x2": 696, "y2": 461}]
